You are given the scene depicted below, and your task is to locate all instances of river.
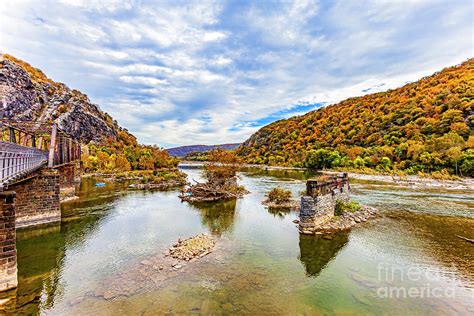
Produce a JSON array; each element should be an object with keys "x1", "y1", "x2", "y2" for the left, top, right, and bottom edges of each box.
[{"x1": 2, "y1": 165, "x2": 473, "y2": 315}]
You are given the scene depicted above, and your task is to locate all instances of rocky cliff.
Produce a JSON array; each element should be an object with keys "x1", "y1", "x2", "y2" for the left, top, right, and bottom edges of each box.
[{"x1": 0, "y1": 54, "x2": 125, "y2": 143}]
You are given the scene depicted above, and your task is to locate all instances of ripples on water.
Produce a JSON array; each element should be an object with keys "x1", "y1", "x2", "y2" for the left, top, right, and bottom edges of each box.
[{"x1": 1, "y1": 166, "x2": 473, "y2": 315}]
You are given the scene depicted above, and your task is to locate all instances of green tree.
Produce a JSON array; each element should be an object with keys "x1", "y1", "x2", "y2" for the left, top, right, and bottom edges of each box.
[
  {"x1": 460, "y1": 150, "x2": 474, "y2": 177},
  {"x1": 353, "y1": 156, "x2": 365, "y2": 168},
  {"x1": 304, "y1": 149, "x2": 342, "y2": 170},
  {"x1": 379, "y1": 157, "x2": 392, "y2": 169}
]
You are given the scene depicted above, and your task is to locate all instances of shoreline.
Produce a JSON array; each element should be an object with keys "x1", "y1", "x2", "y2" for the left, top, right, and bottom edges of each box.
[
  {"x1": 322, "y1": 170, "x2": 474, "y2": 191},
  {"x1": 179, "y1": 161, "x2": 474, "y2": 191}
]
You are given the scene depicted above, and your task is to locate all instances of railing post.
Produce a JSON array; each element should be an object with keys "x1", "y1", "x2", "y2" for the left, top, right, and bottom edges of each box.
[
  {"x1": 37, "y1": 137, "x2": 43, "y2": 150},
  {"x1": 68, "y1": 138, "x2": 72, "y2": 163},
  {"x1": 48, "y1": 123, "x2": 57, "y2": 168},
  {"x1": 9, "y1": 127, "x2": 15, "y2": 143}
]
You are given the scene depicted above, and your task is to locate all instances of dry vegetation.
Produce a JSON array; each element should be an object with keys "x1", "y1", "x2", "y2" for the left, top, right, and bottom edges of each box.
[
  {"x1": 180, "y1": 149, "x2": 248, "y2": 202},
  {"x1": 263, "y1": 187, "x2": 299, "y2": 208}
]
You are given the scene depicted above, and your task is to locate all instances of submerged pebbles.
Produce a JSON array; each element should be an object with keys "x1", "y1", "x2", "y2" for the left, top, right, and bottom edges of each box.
[{"x1": 92, "y1": 233, "x2": 218, "y2": 301}]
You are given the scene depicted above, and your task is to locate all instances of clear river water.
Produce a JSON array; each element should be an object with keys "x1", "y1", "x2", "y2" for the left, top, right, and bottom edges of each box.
[{"x1": 2, "y1": 166, "x2": 473, "y2": 315}]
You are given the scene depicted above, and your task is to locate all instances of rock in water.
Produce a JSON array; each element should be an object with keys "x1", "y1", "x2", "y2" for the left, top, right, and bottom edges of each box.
[{"x1": 168, "y1": 233, "x2": 216, "y2": 261}]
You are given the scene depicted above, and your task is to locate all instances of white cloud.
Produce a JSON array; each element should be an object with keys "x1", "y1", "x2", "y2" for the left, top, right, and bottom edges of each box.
[
  {"x1": 202, "y1": 31, "x2": 227, "y2": 42},
  {"x1": 119, "y1": 76, "x2": 168, "y2": 86},
  {"x1": 212, "y1": 56, "x2": 232, "y2": 66},
  {"x1": 0, "y1": 0, "x2": 472, "y2": 147}
]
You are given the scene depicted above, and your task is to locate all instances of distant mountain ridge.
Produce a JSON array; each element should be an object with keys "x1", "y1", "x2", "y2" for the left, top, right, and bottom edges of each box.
[{"x1": 167, "y1": 143, "x2": 241, "y2": 157}]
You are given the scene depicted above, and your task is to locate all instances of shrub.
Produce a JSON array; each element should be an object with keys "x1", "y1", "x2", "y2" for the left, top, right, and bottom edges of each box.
[
  {"x1": 267, "y1": 187, "x2": 292, "y2": 203},
  {"x1": 335, "y1": 200, "x2": 362, "y2": 216},
  {"x1": 379, "y1": 157, "x2": 392, "y2": 169},
  {"x1": 460, "y1": 149, "x2": 474, "y2": 177},
  {"x1": 353, "y1": 156, "x2": 365, "y2": 168}
]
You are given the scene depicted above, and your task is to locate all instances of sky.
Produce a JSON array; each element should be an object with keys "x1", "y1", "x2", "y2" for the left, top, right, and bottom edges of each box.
[{"x1": 0, "y1": 0, "x2": 472, "y2": 148}]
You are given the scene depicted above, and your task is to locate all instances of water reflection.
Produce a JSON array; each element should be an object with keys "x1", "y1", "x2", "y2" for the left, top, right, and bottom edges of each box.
[
  {"x1": 386, "y1": 211, "x2": 474, "y2": 282},
  {"x1": 0, "y1": 178, "x2": 125, "y2": 314},
  {"x1": 1, "y1": 168, "x2": 472, "y2": 314},
  {"x1": 240, "y1": 166, "x2": 316, "y2": 181},
  {"x1": 0, "y1": 224, "x2": 63, "y2": 314},
  {"x1": 188, "y1": 200, "x2": 237, "y2": 235},
  {"x1": 298, "y1": 233, "x2": 349, "y2": 277},
  {"x1": 61, "y1": 177, "x2": 129, "y2": 219},
  {"x1": 266, "y1": 207, "x2": 292, "y2": 219}
]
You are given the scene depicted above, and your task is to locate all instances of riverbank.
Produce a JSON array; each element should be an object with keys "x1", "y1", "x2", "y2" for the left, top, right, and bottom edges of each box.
[
  {"x1": 82, "y1": 169, "x2": 188, "y2": 190},
  {"x1": 179, "y1": 161, "x2": 474, "y2": 191},
  {"x1": 322, "y1": 170, "x2": 474, "y2": 191}
]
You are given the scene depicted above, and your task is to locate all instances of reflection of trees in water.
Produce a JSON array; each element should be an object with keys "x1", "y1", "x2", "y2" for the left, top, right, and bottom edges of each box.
[
  {"x1": 189, "y1": 199, "x2": 237, "y2": 236},
  {"x1": 267, "y1": 207, "x2": 293, "y2": 219},
  {"x1": 298, "y1": 233, "x2": 349, "y2": 277},
  {"x1": 1, "y1": 182, "x2": 121, "y2": 314},
  {"x1": 239, "y1": 166, "x2": 319, "y2": 181},
  {"x1": 61, "y1": 178, "x2": 129, "y2": 219}
]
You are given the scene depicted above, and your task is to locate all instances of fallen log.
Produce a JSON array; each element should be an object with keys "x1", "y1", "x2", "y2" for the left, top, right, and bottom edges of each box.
[{"x1": 456, "y1": 235, "x2": 474, "y2": 244}]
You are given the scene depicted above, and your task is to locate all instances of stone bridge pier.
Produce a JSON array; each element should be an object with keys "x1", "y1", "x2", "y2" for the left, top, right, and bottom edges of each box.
[
  {"x1": 299, "y1": 173, "x2": 350, "y2": 235},
  {"x1": 0, "y1": 192, "x2": 17, "y2": 292},
  {"x1": 57, "y1": 161, "x2": 81, "y2": 200},
  {"x1": 0, "y1": 162, "x2": 81, "y2": 292}
]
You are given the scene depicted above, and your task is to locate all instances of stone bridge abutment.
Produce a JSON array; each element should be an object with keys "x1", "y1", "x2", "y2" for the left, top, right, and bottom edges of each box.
[
  {"x1": 0, "y1": 120, "x2": 82, "y2": 294},
  {"x1": 0, "y1": 163, "x2": 81, "y2": 292}
]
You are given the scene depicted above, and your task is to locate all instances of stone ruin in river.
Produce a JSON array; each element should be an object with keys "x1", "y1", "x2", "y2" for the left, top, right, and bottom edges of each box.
[{"x1": 299, "y1": 173, "x2": 376, "y2": 234}]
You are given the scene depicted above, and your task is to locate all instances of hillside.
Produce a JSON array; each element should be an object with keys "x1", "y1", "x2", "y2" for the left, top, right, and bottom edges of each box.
[
  {"x1": 0, "y1": 53, "x2": 130, "y2": 143},
  {"x1": 238, "y1": 59, "x2": 474, "y2": 176},
  {"x1": 0, "y1": 54, "x2": 178, "y2": 173},
  {"x1": 167, "y1": 143, "x2": 241, "y2": 157}
]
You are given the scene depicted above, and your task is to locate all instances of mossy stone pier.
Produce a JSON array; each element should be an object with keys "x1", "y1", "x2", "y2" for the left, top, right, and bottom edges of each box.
[{"x1": 299, "y1": 174, "x2": 350, "y2": 235}]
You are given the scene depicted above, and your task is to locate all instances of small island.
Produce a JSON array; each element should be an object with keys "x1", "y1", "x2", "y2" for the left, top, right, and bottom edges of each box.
[
  {"x1": 262, "y1": 187, "x2": 299, "y2": 209},
  {"x1": 180, "y1": 150, "x2": 248, "y2": 202}
]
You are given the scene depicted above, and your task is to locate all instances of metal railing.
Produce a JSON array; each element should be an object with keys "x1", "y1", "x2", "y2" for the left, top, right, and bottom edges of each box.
[
  {"x1": 0, "y1": 121, "x2": 81, "y2": 190},
  {"x1": 0, "y1": 141, "x2": 48, "y2": 189}
]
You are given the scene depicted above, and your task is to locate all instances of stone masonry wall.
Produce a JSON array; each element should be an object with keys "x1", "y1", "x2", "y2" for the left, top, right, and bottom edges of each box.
[
  {"x1": 57, "y1": 162, "x2": 80, "y2": 199},
  {"x1": 0, "y1": 192, "x2": 17, "y2": 292},
  {"x1": 58, "y1": 163, "x2": 75, "y2": 188},
  {"x1": 299, "y1": 180, "x2": 350, "y2": 235},
  {"x1": 10, "y1": 169, "x2": 60, "y2": 228}
]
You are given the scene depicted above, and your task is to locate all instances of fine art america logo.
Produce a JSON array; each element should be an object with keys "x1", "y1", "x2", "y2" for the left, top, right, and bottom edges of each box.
[{"x1": 376, "y1": 263, "x2": 458, "y2": 299}]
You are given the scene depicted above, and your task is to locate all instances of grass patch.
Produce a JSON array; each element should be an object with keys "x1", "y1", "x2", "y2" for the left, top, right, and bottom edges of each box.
[{"x1": 335, "y1": 200, "x2": 362, "y2": 216}]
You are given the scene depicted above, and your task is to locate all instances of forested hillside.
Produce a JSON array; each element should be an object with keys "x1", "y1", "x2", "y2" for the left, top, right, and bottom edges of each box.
[{"x1": 238, "y1": 59, "x2": 474, "y2": 176}]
